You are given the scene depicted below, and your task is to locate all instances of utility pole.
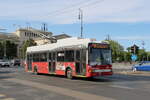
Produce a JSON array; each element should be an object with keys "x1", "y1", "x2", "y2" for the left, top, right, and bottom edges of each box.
[
  {"x1": 142, "y1": 41, "x2": 145, "y2": 61},
  {"x1": 79, "y1": 8, "x2": 83, "y2": 38},
  {"x1": 106, "y1": 34, "x2": 111, "y2": 41},
  {"x1": 4, "y1": 40, "x2": 6, "y2": 59},
  {"x1": 41, "y1": 23, "x2": 48, "y2": 32},
  {"x1": 142, "y1": 41, "x2": 145, "y2": 50}
]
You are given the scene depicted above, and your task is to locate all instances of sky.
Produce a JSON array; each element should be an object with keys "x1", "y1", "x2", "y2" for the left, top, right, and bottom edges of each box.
[{"x1": 0, "y1": 0, "x2": 150, "y2": 51}]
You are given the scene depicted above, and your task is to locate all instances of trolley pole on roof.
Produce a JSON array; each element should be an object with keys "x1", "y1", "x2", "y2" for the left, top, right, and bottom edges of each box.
[{"x1": 79, "y1": 8, "x2": 83, "y2": 38}]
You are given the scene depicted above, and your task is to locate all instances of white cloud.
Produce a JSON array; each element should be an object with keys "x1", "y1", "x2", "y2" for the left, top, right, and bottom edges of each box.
[{"x1": 0, "y1": 0, "x2": 149, "y2": 24}]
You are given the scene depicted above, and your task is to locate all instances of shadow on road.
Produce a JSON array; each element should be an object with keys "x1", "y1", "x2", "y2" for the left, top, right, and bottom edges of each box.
[
  {"x1": 33, "y1": 73, "x2": 113, "y2": 82},
  {"x1": 29, "y1": 71, "x2": 150, "y2": 83},
  {"x1": 0, "y1": 75, "x2": 12, "y2": 79},
  {"x1": 0, "y1": 71, "x2": 14, "y2": 74}
]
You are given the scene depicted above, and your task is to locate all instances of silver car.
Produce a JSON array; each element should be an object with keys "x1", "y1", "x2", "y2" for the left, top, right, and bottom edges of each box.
[{"x1": 0, "y1": 59, "x2": 10, "y2": 67}]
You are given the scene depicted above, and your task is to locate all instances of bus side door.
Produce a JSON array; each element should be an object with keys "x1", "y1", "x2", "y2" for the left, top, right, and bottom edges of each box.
[
  {"x1": 49, "y1": 52, "x2": 56, "y2": 73},
  {"x1": 75, "y1": 49, "x2": 86, "y2": 75}
]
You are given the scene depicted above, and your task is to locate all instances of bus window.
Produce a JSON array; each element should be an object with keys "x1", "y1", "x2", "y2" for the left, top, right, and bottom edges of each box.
[
  {"x1": 76, "y1": 50, "x2": 80, "y2": 61},
  {"x1": 39, "y1": 53, "x2": 47, "y2": 62},
  {"x1": 65, "y1": 50, "x2": 74, "y2": 62},
  {"x1": 33, "y1": 53, "x2": 39, "y2": 62},
  {"x1": 49, "y1": 53, "x2": 52, "y2": 61},
  {"x1": 52, "y1": 52, "x2": 56, "y2": 61},
  {"x1": 57, "y1": 51, "x2": 65, "y2": 62},
  {"x1": 81, "y1": 49, "x2": 86, "y2": 62}
]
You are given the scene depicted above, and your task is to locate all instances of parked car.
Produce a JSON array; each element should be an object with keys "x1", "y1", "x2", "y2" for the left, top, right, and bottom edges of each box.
[
  {"x1": 0, "y1": 59, "x2": 10, "y2": 67},
  {"x1": 11, "y1": 59, "x2": 20, "y2": 66},
  {"x1": 132, "y1": 61, "x2": 150, "y2": 71}
]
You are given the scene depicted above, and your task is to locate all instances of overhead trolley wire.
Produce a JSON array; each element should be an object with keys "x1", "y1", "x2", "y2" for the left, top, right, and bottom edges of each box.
[{"x1": 39, "y1": 0, "x2": 106, "y2": 18}]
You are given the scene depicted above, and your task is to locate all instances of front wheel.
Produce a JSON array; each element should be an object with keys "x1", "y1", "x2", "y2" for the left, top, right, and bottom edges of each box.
[{"x1": 66, "y1": 69, "x2": 73, "y2": 79}]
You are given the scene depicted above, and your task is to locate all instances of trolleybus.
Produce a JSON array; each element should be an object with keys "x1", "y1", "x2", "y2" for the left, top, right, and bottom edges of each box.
[{"x1": 25, "y1": 37, "x2": 113, "y2": 79}]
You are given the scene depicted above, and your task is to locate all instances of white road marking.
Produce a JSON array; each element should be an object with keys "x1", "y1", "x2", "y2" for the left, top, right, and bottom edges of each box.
[
  {"x1": 110, "y1": 85, "x2": 134, "y2": 90},
  {"x1": 4, "y1": 78, "x2": 115, "y2": 100},
  {"x1": 0, "y1": 94, "x2": 15, "y2": 100},
  {"x1": 0, "y1": 94, "x2": 6, "y2": 97},
  {"x1": 1, "y1": 98, "x2": 15, "y2": 100}
]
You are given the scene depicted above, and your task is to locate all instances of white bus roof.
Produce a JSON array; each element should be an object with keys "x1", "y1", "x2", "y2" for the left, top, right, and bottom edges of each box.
[{"x1": 26, "y1": 37, "x2": 107, "y2": 53}]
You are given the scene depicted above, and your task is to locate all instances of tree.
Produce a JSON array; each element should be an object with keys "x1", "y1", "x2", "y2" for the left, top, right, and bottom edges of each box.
[
  {"x1": 0, "y1": 40, "x2": 17, "y2": 59},
  {"x1": 138, "y1": 49, "x2": 147, "y2": 61},
  {"x1": 105, "y1": 40, "x2": 124, "y2": 62},
  {"x1": 6, "y1": 40, "x2": 18, "y2": 59},
  {"x1": 0, "y1": 41, "x2": 4, "y2": 59},
  {"x1": 20, "y1": 39, "x2": 37, "y2": 59}
]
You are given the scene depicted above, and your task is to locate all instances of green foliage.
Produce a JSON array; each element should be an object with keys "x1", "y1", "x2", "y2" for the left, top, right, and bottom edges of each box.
[
  {"x1": 104, "y1": 39, "x2": 150, "y2": 62},
  {"x1": 0, "y1": 40, "x2": 17, "y2": 59},
  {"x1": 6, "y1": 40, "x2": 17, "y2": 59},
  {"x1": 0, "y1": 41, "x2": 4, "y2": 59},
  {"x1": 106, "y1": 40, "x2": 124, "y2": 62},
  {"x1": 137, "y1": 49, "x2": 147, "y2": 61},
  {"x1": 20, "y1": 39, "x2": 37, "y2": 59}
]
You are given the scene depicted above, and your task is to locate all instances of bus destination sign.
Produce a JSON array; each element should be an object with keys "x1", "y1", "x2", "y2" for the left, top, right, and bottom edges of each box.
[{"x1": 90, "y1": 43, "x2": 109, "y2": 49}]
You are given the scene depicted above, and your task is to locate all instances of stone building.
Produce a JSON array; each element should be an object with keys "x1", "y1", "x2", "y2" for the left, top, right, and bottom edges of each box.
[{"x1": 0, "y1": 28, "x2": 71, "y2": 58}]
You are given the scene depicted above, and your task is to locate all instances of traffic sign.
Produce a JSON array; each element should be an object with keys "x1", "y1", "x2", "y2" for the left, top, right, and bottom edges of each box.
[{"x1": 131, "y1": 54, "x2": 138, "y2": 61}]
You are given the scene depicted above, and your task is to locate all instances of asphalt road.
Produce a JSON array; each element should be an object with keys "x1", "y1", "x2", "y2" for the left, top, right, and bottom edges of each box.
[{"x1": 0, "y1": 66, "x2": 150, "y2": 100}]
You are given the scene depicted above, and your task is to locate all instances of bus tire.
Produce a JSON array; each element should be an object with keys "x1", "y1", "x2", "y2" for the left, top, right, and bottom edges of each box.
[
  {"x1": 34, "y1": 67, "x2": 38, "y2": 75},
  {"x1": 66, "y1": 68, "x2": 73, "y2": 79}
]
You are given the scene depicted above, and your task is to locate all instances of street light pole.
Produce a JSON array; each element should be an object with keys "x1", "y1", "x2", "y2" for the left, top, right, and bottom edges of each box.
[
  {"x1": 79, "y1": 8, "x2": 83, "y2": 38},
  {"x1": 4, "y1": 40, "x2": 6, "y2": 58}
]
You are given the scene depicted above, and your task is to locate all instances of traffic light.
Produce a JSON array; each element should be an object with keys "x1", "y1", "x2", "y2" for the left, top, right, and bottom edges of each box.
[
  {"x1": 135, "y1": 46, "x2": 139, "y2": 54},
  {"x1": 131, "y1": 46, "x2": 135, "y2": 53},
  {"x1": 130, "y1": 45, "x2": 139, "y2": 54}
]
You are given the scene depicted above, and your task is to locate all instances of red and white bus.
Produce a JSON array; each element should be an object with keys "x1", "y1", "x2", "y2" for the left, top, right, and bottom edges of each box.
[{"x1": 25, "y1": 37, "x2": 113, "y2": 79}]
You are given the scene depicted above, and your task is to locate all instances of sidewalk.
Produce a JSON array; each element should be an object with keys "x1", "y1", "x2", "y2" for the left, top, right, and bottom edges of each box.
[
  {"x1": 116, "y1": 71, "x2": 150, "y2": 76},
  {"x1": 112, "y1": 62, "x2": 150, "y2": 76}
]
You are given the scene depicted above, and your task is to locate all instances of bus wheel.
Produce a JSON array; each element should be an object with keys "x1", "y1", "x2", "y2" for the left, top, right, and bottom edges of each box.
[
  {"x1": 34, "y1": 67, "x2": 38, "y2": 75},
  {"x1": 66, "y1": 69, "x2": 73, "y2": 79}
]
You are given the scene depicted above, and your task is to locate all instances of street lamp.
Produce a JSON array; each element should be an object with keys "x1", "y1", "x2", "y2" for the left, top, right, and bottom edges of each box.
[{"x1": 78, "y1": 8, "x2": 83, "y2": 38}]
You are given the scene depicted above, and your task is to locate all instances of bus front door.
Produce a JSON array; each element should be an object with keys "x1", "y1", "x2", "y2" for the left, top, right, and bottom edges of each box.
[{"x1": 49, "y1": 52, "x2": 56, "y2": 73}]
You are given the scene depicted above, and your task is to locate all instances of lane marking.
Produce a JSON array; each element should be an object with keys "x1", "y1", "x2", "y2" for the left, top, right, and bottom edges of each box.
[
  {"x1": 0, "y1": 94, "x2": 6, "y2": 97},
  {"x1": 1, "y1": 98, "x2": 15, "y2": 100},
  {"x1": 0, "y1": 94, "x2": 15, "y2": 100},
  {"x1": 4, "y1": 78, "x2": 115, "y2": 100},
  {"x1": 110, "y1": 85, "x2": 134, "y2": 90}
]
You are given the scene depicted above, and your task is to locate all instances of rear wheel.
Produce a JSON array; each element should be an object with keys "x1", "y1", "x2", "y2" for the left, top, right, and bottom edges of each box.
[{"x1": 66, "y1": 69, "x2": 73, "y2": 79}]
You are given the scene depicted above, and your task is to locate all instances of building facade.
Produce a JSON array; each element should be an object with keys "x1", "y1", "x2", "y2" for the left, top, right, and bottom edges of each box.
[{"x1": 0, "y1": 28, "x2": 71, "y2": 58}]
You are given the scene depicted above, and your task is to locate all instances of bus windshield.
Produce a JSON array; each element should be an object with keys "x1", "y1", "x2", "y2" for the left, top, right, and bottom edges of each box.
[{"x1": 89, "y1": 48, "x2": 112, "y2": 66}]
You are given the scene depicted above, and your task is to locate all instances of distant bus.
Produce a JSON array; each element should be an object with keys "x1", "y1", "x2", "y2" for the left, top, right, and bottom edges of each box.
[{"x1": 25, "y1": 37, "x2": 113, "y2": 79}]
